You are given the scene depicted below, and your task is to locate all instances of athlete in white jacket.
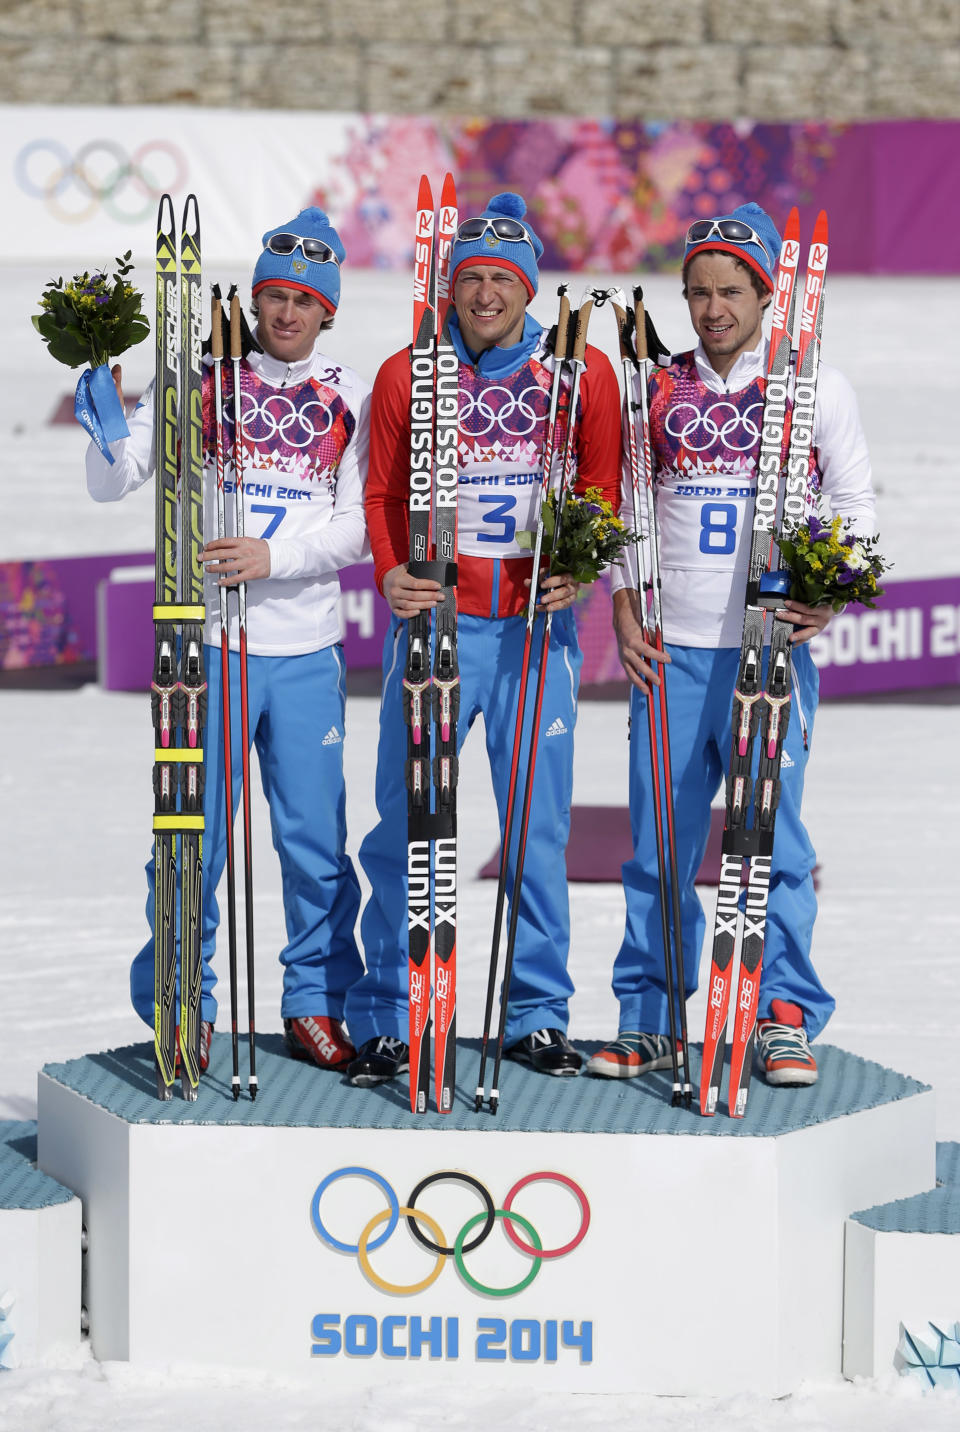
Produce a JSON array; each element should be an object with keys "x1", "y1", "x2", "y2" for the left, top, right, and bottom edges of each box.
[
  {"x1": 591, "y1": 203, "x2": 876, "y2": 1088},
  {"x1": 86, "y1": 207, "x2": 370, "y2": 1072}
]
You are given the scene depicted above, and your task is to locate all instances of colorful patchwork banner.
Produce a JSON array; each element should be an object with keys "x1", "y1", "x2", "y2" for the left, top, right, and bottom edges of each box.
[{"x1": 4, "y1": 107, "x2": 959, "y2": 274}]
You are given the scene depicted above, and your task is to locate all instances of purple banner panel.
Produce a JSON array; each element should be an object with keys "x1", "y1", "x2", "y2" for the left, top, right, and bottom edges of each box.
[
  {"x1": 5, "y1": 551, "x2": 957, "y2": 700},
  {"x1": 809, "y1": 575, "x2": 960, "y2": 698},
  {"x1": 0, "y1": 552, "x2": 390, "y2": 686},
  {"x1": 576, "y1": 573, "x2": 960, "y2": 697},
  {"x1": 480, "y1": 806, "x2": 820, "y2": 887},
  {"x1": 808, "y1": 122, "x2": 960, "y2": 275},
  {"x1": 97, "y1": 565, "x2": 153, "y2": 691},
  {"x1": 0, "y1": 552, "x2": 157, "y2": 672},
  {"x1": 96, "y1": 558, "x2": 391, "y2": 692}
]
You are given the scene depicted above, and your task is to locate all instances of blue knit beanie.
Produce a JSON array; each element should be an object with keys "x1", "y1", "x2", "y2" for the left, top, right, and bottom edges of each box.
[
  {"x1": 451, "y1": 192, "x2": 543, "y2": 299},
  {"x1": 252, "y1": 207, "x2": 345, "y2": 314},
  {"x1": 683, "y1": 202, "x2": 781, "y2": 292}
]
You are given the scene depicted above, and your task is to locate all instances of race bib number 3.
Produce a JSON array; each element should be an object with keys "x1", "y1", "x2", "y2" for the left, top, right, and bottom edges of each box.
[{"x1": 458, "y1": 470, "x2": 540, "y2": 558}]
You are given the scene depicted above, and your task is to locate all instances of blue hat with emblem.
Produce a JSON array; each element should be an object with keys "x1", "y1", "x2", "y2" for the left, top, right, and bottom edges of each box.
[
  {"x1": 251, "y1": 207, "x2": 345, "y2": 314},
  {"x1": 450, "y1": 192, "x2": 543, "y2": 299},
  {"x1": 682, "y1": 202, "x2": 781, "y2": 292}
]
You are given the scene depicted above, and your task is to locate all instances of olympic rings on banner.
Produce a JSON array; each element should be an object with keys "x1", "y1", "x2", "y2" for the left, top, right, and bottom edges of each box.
[
  {"x1": 454, "y1": 1209, "x2": 542, "y2": 1297},
  {"x1": 664, "y1": 399, "x2": 764, "y2": 454},
  {"x1": 14, "y1": 138, "x2": 188, "y2": 224},
  {"x1": 502, "y1": 1171, "x2": 591, "y2": 1259},
  {"x1": 310, "y1": 1165, "x2": 590, "y2": 1298},
  {"x1": 359, "y1": 1206, "x2": 446, "y2": 1296}
]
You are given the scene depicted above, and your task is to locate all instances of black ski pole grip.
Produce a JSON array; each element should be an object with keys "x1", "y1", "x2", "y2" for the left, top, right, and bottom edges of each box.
[
  {"x1": 556, "y1": 285, "x2": 572, "y2": 360},
  {"x1": 211, "y1": 289, "x2": 223, "y2": 363},
  {"x1": 408, "y1": 559, "x2": 458, "y2": 586}
]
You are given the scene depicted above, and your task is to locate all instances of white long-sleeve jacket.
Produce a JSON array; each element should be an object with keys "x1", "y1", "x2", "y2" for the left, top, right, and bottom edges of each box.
[
  {"x1": 611, "y1": 336, "x2": 876, "y2": 648},
  {"x1": 86, "y1": 341, "x2": 370, "y2": 657}
]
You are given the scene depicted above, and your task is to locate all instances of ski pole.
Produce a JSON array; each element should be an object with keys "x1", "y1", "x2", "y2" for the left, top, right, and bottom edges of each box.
[
  {"x1": 229, "y1": 290, "x2": 258, "y2": 1099},
  {"x1": 483, "y1": 291, "x2": 594, "y2": 1116},
  {"x1": 230, "y1": 290, "x2": 258, "y2": 1100},
  {"x1": 211, "y1": 285, "x2": 240, "y2": 1099},
  {"x1": 474, "y1": 285, "x2": 572, "y2": 1113},
  {"x1": 614, "y1": 286, "x2": 691, "y2": 1106}
]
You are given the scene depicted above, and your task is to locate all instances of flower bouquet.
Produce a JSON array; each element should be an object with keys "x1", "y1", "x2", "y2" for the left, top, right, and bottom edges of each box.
[
  {"x1": 517, "y1": 486, "x2": 634, "y2": 585},
  {"x1": 777, "y1": 512, "x2": 890, "y2": 612},
  {"x1": 32, "y1": 253, "x2": 149, "y2": 462}
]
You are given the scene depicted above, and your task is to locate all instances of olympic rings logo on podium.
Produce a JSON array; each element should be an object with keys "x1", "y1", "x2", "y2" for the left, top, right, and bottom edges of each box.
[
  {"x1": 14, "y1": 139, "x2": 189, "y2": 224},
  {"x1": 310, "y1": 1166, "x2": 591, "y2": 1299}
]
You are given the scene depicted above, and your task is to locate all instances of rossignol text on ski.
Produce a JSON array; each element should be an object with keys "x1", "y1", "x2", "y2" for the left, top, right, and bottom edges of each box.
[
  {"x1": 405, "y1": 173, "x2": 460, "y2": 1115},
  {"x1": 700, "y1": 209, "x2": 829, "y2": 1118}
]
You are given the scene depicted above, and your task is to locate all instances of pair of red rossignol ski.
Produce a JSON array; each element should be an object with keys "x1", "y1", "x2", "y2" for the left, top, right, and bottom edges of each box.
[{"x1": 404, "y1": 174, "x2": 828, "y2": 1121}]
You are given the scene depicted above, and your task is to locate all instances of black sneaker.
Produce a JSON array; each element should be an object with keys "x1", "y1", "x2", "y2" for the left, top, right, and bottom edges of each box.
[
  {"x1": 347, "y1": 1035, "x2": 410, "y2": 1087},
  {"x1": 508, "y1": 1027, "x2": 582, "y2": 1077}
]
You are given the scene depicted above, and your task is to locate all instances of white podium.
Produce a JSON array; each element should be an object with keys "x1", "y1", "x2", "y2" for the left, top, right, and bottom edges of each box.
[
  {"x1": 844, "y1": 1141, "x2": 960, "y2": 1384},
  {"x1": 0, "y1": 1120, "x2": 82, "y2": 1367},
  {"x1": 37, "y1": 1035, "x2": 935, "y2": 1397}
]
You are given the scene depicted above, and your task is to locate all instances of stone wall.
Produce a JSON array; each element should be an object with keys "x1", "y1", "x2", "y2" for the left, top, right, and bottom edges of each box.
[{"x1": 2, "y1": 0, "x2": 958, "y2": 116}]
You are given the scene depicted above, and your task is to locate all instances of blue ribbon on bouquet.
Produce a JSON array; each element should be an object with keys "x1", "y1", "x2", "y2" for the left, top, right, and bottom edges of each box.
[{"x1": 74, "y1": 363, "x2": 129, "y2": 464}]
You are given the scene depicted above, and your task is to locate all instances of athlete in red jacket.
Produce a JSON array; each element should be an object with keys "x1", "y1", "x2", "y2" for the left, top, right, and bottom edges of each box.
[{"x1": 345, "y1": 191, "x2": 621, "y2": 1085}]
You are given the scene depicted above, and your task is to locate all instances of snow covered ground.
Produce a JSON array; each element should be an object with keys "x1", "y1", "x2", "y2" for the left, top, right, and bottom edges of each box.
[{"x1": 0, "y1": 265, "x2": 958, "y2": 1428}]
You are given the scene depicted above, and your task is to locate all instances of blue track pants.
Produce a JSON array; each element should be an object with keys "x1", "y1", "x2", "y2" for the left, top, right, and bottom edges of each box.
[
  {"x1": 131, "y1": 643, "x2": 363, "y2": 1026},
  {"x1": 613, "y1": 641, "x2": 833, "y2": 1040},
  {"x1": 345, "y1": 611, "x2": 581, "y2": 1049}
]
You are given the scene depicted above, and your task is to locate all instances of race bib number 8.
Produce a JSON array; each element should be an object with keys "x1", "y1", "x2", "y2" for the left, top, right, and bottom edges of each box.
[
  {"x1": 698, "y1": 502, "x2": 737, "y2": 555},
  {"x1": 657, "y1": 482, "x2": 753, "y2": 573}
]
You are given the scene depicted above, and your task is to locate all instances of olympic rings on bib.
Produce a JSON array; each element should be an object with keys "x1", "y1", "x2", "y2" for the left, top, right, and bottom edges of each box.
[
  {"x1": 458, "y1": 382, "x2": 550, "y2": 438},
  {"x1": 238, "y1": 390, "x2": 335, "y2": 449},
  {"x1": 15, "y1": 138, "x2": 188, "y2": 224},
  {"x1": 664, "y1": 400, "x2": 764, "y2": 454},
  {"x1": 310, "y1": 1165, "x2": 590, "y2": 1298}
]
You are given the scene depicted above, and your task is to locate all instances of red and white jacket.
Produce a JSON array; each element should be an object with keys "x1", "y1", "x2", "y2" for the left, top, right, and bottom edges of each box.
[{"x1": 366, "y1": 336, "x2": 621, "y2": 619}]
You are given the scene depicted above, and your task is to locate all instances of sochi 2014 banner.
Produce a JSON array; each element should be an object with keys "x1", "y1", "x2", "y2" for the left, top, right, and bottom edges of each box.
[
  {"x1": 3, "y1": 105, "x2": 959, "y2": 272},
  {"x1": 4, "y1": 553, "x2": 958, "y2": 700}
]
